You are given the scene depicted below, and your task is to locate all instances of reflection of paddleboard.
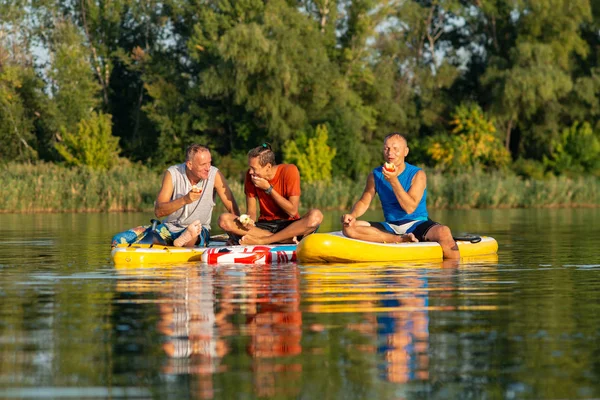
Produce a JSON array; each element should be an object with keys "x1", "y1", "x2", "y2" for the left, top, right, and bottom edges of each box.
[
  {"x1": 111, "y1": 242, "x2": 297, "y2": 266},
  {"x1": 296, "y1": 231, "x2": 498, "y2": 263}
]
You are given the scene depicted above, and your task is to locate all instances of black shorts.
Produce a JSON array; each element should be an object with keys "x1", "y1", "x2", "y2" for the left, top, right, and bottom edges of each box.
[
  {"x1": 255, "y1": 219, "x2": 297, "y2": 233},
  {"x1": 256, "y1": 219, "x2": 316, "y2": 243},
  {"x1": 370, "y1": 218, "x2": 439, "y2": 242}
]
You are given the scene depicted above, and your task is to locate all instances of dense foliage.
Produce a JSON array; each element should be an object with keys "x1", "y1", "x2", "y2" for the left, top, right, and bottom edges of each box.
[{"x1": 1, "y1": 0, "x2": 599, "y2": 180}]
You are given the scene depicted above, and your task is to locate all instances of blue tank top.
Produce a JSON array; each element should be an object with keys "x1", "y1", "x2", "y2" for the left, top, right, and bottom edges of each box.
[{"x1": 373, "y1": 162, "x2": 428, "y2": 222}]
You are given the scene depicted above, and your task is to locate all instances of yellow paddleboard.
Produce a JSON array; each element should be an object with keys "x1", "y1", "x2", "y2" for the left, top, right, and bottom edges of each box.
[
  {"x1": 296, "y1": 231, "x2": 498, "y2": 263},
  {"x1": 111, "y1": 243, "x2": 205, "y2": 266}
]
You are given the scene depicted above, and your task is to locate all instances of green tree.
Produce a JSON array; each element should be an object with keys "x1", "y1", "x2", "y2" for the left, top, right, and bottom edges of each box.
[
  {"x1": 476, "y1": 0, "x2": 592, "y2": 159},
  {"x1": 48, "y1": 19, "x2": 101, "y2": 132},
  {"x1": 0, "y1": 1, "x2": 40, "y2": 161},
  {"x1": 0, "y1": 66, "x2": 38, "y2": 162}
]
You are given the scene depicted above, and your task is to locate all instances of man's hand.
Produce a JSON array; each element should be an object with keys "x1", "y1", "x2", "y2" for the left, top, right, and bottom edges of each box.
[
  {"x1": 402, "y1": 233, "x2": 419, "y2": 243},
  {"x1": 236, "y1": 214, "x2": 255, "y2": 227},
  {"x1": 250, "y1": 175, "x2": 271, "y2": 190},
  {"x1": 341, "y1": 214, "x2": 355, "y2": 227},
  {"x1": 381, "y1": 166, "x2": 400, "y2": 182},
  {"x1": 184, "y1": 189, "x2": 202, "y2": 204}
]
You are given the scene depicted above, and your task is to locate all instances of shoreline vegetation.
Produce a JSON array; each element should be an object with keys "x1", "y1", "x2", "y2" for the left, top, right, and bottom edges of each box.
[{"x1": 2, "y1": 163, "x2": 598, "y2": 214}]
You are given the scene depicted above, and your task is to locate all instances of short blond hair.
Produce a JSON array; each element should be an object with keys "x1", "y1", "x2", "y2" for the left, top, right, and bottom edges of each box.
[{"x1": 185, "y1": 144, "x2": 210, "y2": 161}]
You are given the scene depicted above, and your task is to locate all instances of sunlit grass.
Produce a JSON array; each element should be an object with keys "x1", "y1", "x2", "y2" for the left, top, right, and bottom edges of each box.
[
  {"x1": 0, "y1": 162, "x2": 159, "y2": 213},
  {"x1": 1, "y1": 163, "x2": 598, "y2": 213}
]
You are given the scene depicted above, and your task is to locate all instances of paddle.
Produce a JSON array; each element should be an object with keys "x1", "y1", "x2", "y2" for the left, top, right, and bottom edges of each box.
[
  {"x1": 138, "y1": 219, "x2": 167, "y2": 245},
  {"x1": 452, "y1": 233, "x2": 482, "y2": 243}
]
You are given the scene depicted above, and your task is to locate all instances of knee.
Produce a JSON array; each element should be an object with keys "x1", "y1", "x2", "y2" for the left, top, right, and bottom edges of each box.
[
  {"x1": 437, "y1": 225, "x2": 454, "y2": 242},
  {"x1": 342, "y1": 225, "x2": 357, "y2": 238},
  {"x1": 218, "y1": 213, "x2": 235, "y2": 231},
  {"x1": 307, "y1": 209, "x2": 323, "y2": 228}
]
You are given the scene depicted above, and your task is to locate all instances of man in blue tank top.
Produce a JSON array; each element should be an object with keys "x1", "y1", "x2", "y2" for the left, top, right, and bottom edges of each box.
[{"x1": 341, "y1": 133, "x2": 460, "y2": 259}]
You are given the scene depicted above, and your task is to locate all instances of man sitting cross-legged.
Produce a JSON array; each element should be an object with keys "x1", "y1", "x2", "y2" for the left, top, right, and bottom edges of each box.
[
  {"x1": 218, "y1": 143, "x2": 322, "y2": 245},
  {"x1": 341, "y1": 133, "x2": 460, "y2": 259}
]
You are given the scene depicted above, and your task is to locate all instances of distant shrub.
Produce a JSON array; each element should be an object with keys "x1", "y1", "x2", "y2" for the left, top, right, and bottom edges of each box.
[
  {"x1": 544, "y1": 121, "x2": 600, "y2": 177},
  {"x1": 512, "y1": 158, "x2": 547, "y2": 180},
  {"x1": 283, "y1": 124, "x2": 336, "y2": 183},
  {"x1": 427, "y1": 103, "x2": 511, "y2": 172},
  {"x1": 55, "y1": 112, "x2": 121, "y2": 170}
]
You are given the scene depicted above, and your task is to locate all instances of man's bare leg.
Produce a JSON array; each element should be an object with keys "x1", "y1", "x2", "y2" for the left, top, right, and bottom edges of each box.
[
  {"x1": 218, "y1": 213, "x2": 273, "y2": 239},
  {"x1": 343, "y1": 224, "x2": 417, "y2": 244},
  {"x1": 173, "y1": 220, "x2": 201, "y2": 247},
  {"x1": 424, "y1": 225, "x2": 460, "y2": 259}
]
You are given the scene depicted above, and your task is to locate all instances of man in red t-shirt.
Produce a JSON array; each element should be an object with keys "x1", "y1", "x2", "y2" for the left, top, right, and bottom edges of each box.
[{"x1": 218, "y1": 144, "x2": 323, "y2": 245}]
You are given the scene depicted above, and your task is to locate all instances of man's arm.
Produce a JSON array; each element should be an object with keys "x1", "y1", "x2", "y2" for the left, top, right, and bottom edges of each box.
[
  {"x1": 214, "y1": 171, "x2": 240, "y2": 215},
  {"x1": 342, "y1": 173, "x2": 376, "y2": 224},
  {"x1": 246, "y1": 195, "x2": 258, "y2": 221},
  {"x1": 385, "y1": 169, "x2": 426, "y2": 214},
  {"x1": 268, "y1": 190, "x2": 299, "y2": 218},
  {"x1": 250, "y1": 174, "x2": 299, "y2": 218},
  {"x1": 154, "y1": 171, "x2": 200, "y2": 218}
]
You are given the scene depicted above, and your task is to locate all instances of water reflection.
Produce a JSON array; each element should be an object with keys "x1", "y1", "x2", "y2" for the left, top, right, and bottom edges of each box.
[
  {"x1": 2, "y1": 209, "x2": 600, "y2": 399},
  {"x1": 114, "y1": 263, "x2": 302, "y2": 398},
  {"x1": 302, "y1": 257, "x2": 498, "y2": 388}
]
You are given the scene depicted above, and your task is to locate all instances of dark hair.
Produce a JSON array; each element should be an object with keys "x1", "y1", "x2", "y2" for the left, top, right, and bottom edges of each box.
[
  {"x1": 383, "y1": 132, "x2": 407, "y2": 144},
  {"x1": 248, "y1": 143, "x2": 275, "y2": 167},
  {"x1": 185, "y1": 144, "x2": 210, "y2": 161}
]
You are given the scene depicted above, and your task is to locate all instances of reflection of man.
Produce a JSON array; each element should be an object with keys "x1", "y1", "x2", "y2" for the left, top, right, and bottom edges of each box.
[
  {"x1": 114, "y1": 261, "x2": 303, "y2": 398},
  {"x1": 306, "y1": 265, "x2": 431, "y2": 385},
  {"x1": 377, "y1": 275, "x2": 429, "y2": 383},
  {"x1": 245, "y1": 266, "x2": 303, "y2": 398},
  {"x1": 114, "y1": 266, "x2": 232, "y2": 399}
]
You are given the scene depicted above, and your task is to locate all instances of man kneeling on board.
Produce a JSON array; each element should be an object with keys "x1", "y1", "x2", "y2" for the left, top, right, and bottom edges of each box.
[
  {"x1": 341, "y1": 133, "x2": 460, "y2": 259},
  {"x1": 111, "y1": 144, "x2": 240, "y2": 248},
  {"x1": 218, "y1": 143, "x2": 322, "y2": 245}
]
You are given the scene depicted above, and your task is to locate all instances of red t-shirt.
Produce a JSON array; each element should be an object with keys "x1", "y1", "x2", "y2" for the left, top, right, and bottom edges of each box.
[{"x1": 244, "y1": 164, "x2": 301, "y2": 221}]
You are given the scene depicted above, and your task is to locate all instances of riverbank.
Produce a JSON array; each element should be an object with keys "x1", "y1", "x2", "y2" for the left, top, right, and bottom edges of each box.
[{"x1": 1, "y1": 162, "x2": 598, "y2": 213}]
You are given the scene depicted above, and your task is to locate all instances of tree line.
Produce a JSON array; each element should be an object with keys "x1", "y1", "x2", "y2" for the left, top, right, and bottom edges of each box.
[{"x1": 1, "y1": 0, "x2": 599, "y2": 182}]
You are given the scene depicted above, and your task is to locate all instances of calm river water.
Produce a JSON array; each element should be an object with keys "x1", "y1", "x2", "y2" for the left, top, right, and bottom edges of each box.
[{"x1": 0, "y1": 208, "x2": 599, "y2": 399}]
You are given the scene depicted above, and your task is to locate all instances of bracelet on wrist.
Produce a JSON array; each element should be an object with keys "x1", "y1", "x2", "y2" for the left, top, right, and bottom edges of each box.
[{"x1": 265, "y1": 185, "x2": 273, "y2": 195}]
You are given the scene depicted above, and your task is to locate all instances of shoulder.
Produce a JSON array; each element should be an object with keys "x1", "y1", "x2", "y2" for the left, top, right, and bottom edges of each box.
[
  {"x1": 213, "y1": 168, "x2": 225, "y2": 184},
  {"x1": 167, "y1": 163, "x2": 185, "y2": 177},
  {"x1": 405, "y1": 162, "x2": 422, "y2": 173},
  {"x1": 209, "y1": 165, "x2": 219, "y2": 179},
  {"x1": 283, "y1": 164, "x2": 299, "y2": 173},
  {"x1": 281, "y1": 164, "x2": 300, "y2": 178},
  {"x1": 372, "y1": 166, "x2": 383, "y2": 180},
  {"x1": 412, "y1": 169, "x2": 427, "y2": 185}
]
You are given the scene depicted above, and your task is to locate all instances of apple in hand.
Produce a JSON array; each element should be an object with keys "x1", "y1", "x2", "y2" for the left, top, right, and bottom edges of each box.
[
  {"x1": 191, "y1": 184, "x2": 203, "y2": 193},
  {"x1": 383, "y1": 162, "x2": 396, "y2": 172},
  {"x1": 238, "y1": 214, "x2": 254, "y2": 226}
]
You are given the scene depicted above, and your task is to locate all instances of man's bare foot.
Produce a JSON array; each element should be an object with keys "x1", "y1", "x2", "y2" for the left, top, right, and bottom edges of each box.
[
  {"x1": 399, "y1": 233, "x2": 418, "y2": 243},
  {"x1": 239, "y1": 234, "x2": 269, "y2": 245},
  {"x1": 173, "y1": 220, "x2": 201, "y2": 247}
]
